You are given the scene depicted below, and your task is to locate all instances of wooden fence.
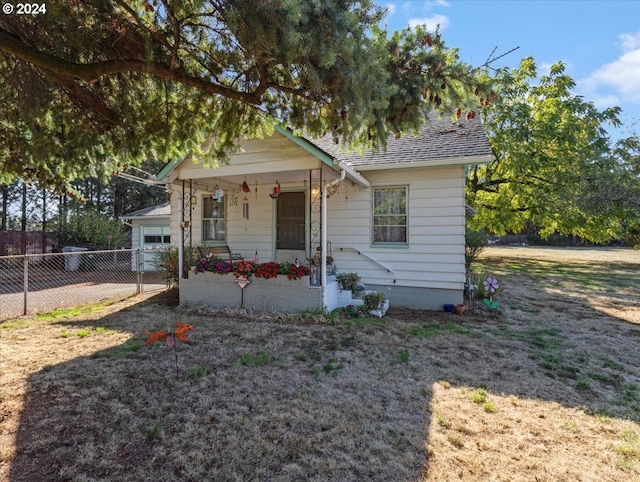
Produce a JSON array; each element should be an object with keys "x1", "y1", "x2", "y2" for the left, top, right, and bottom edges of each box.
[{"x1": 0, "y1": 231, "x2": 57, "y2": 256}]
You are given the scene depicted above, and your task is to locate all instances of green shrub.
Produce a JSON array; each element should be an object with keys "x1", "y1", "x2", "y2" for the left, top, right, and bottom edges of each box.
[
  {"x1": 155, "y1": 245, "x2": 201, "y2": 282},
  {"x1": 465, "y1": 228, "x2": 488, "y2": 270},
  {"x1": 155, "y1": 246, "x2": 179, "y2": 282},
  {"x1": 625, "y1": 224, "x2": 640, "y2": 249},
  {"x1": 364, "y1": 292, "x2": 386, "y2": 311},
  {"x1": 65, "y1": 209, "x2": 127, "y2": 247}
]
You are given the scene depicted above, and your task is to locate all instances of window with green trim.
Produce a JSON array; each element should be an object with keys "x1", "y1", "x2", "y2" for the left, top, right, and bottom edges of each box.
[{"x1": 373, "y1": 186, "x2": 407, "y2": 244}]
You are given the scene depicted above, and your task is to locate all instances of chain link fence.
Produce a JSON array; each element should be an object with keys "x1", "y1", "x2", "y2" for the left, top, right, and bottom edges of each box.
[{"x1": 0, "y1": 248, "x2": 168, "y2": 321}]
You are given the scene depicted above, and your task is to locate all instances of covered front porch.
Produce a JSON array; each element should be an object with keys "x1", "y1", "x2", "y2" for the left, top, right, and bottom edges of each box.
[{"x1": 161, "y1": 127, "x2": 371, "y2": 313}]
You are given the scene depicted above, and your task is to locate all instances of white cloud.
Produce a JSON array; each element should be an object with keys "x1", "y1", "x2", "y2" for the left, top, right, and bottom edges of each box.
[
  {"x1": 589, "y1": 93, "x2": 621, "y2": 109},
  {"x1": 408, "y1": 14, "x2": 449, "y2": 31},
  {"x1": 385, "y1": 3, "x2": 397, "y2": 16},
  {"x1": 399, "y1": 2, "x2": 413, "y2": 14},
  {"x1": 620, "y1": 32, "x2": 640, "y2": 51},
  {"x1": 538, "y1": 62, "x2": 555, "y2": 77},
  {"x1": 423, "y1": 0, "x2": 450, "y2": 8},
  {"x1": 580, "y1": 31, "x2": 640, "y2": 106}
]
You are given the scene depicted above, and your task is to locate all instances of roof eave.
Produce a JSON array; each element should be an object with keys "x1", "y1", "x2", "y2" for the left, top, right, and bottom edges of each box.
[
  {"x1": 273, "y1": 125, "x2": 371, "y2": 188},
  {"x1": 273, "y1": 125, "x2": 336, "y2": 168},
  {"x1": 123, "y1": 214, "x2": 171, "y2": 221},
  {"x1": 337, "y1": 161, "x2": 371, "y2": 188},
  {"x1": 155, "y1": 158, "x2": 182, "y2": 182},
  {"x1": 155, "y1": 135, "x2": 216, "y2": 181}
]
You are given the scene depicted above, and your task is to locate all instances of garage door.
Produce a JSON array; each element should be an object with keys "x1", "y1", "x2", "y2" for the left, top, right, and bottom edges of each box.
[{"x1": 141, "y1": 225, "x2": 171, "y2": 271}]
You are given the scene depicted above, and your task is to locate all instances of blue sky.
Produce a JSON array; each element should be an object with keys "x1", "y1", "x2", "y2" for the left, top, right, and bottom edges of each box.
[{"x1": 381, "y1": 0, "x2": 640, "y2": 140}]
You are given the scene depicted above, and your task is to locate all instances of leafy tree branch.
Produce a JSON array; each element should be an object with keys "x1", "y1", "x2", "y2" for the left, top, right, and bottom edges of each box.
[
  {"x1": 467, "y1": 57, "x2": 639, "y2": 243},
  {"x1": 0, "y1": 1, "x2": 493, "y2": 191}
]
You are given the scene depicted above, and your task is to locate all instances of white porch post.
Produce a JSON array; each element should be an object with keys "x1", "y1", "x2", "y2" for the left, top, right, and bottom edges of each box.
[
  {"x1": 178, "y1": 193, "x2": 184, "y2": 283},
  {"x1": 321, "y1": 185, "x2": 328, "y2": 294},
  {"x1": 321, "y1": 170, "x2": 345, "y2": 308}
]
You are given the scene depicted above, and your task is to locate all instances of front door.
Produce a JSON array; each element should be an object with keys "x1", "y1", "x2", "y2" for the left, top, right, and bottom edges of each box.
[{"x1": 276, "y1": 191, "x2": 305, "y2": 261}]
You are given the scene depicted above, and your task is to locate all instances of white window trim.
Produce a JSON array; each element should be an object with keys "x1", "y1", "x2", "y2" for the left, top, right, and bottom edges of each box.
[
  {"x1": 202, "y1": 196, "x2": 226, "y2": 243},
  {"x1": 372, "y1": 185, "x2": 409, "y2": 245}
]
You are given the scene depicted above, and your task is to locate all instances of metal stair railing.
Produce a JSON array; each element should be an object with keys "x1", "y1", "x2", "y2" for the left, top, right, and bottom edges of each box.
[{"x1": 335, "y1": 246, "x2": 395, "y2": 273}]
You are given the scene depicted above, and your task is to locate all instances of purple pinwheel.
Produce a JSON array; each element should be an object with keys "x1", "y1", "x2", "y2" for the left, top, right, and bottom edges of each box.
[{"x1": 483, "y1": 276, "x2": 499, "y2": 293}]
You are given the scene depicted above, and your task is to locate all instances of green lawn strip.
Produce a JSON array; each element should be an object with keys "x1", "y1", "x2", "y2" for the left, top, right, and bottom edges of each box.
[{"x1": 407, "y1": 321, "x2": 483, "y2": 339}]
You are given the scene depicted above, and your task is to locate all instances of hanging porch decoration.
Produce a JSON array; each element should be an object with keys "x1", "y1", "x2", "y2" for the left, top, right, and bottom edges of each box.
[
  {"x1": 269, "y1": 180, "x2": 281, "y2": 199},
  {"x1": 212, "y1": 186, "x2": 224, "y2": 202}
]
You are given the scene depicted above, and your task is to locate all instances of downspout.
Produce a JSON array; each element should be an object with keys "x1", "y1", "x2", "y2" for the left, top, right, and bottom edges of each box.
[{"x1": 321, "y1": 169, "x2": 346, "y2": 307}]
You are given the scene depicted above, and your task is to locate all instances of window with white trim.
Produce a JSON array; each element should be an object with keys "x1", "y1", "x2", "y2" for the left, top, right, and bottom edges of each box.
[
  {"x1": 203, "y1": 196, "x2": 226, "y2": 241},
  {"x1": 373, "y1": 186, "x2": 407, "y2": 244}
]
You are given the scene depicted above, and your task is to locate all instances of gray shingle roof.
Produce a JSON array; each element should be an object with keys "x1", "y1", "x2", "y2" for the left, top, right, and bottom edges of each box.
[
  {"x1": 310, "y1": 112, "x2": 493, "y2": 168},
  {"x1": 122, "y1": 202, "x2": 171, "y2": 219}
]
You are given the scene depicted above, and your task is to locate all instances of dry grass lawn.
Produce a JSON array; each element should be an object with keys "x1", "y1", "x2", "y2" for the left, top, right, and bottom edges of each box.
[{"x1": 1, "y1": 246, "x2": 639, "y2": 481}]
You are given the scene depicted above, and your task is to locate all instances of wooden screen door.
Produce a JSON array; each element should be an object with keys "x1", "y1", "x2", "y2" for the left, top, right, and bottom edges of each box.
[{"x1": 276, "y1": 192, "x2": 305, "y2": 250}]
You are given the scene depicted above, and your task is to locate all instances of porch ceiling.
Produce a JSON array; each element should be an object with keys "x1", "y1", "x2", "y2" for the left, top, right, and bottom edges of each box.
[
  {"x1": 177, "y1": 157, "x2": 325, "y2": 182},
  {"x1": 181, "y1": 168, "x2": 344, "y2": 193}
]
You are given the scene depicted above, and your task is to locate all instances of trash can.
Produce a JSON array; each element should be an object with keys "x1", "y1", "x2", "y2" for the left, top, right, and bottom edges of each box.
[
  {"x1": 62, "y1": 246, "x2": 89, "y2": 271},
  {"x1": 80, "y1": 253, "x2": 97, "y2": 271}
]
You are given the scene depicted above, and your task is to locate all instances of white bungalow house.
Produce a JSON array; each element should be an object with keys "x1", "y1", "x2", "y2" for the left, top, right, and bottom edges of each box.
[{"x1": 156, "y1": 113, "x2": 493, "y2": 312}]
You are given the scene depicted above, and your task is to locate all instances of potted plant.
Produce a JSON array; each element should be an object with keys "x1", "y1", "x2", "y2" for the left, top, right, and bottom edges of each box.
[
  {"x1": 364, "y1": 292, "x2": 385, "y2": 310},
  {"x1": 364, "y1": 292, "x2": 389, "y2": 318},
  {"x1": 335, "y1": 272, "x2": 361, "y2": 291},
  {"x1": 352, "y1": 283, "x2": 366, "y2": 299}
]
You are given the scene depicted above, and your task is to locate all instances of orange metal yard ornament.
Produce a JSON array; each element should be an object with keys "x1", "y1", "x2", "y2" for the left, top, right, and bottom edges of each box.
[
  {"x1": 145, "y1": 322, "x2": 194, "y2": 375},
  {"x1": 144, "y1": 321, "x2": 193, "y2": 346}
]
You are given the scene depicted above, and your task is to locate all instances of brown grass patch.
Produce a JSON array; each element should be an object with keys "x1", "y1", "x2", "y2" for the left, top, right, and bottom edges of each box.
[{"x1": 1, "y1": 247, "x2": 639, "y2": 481}]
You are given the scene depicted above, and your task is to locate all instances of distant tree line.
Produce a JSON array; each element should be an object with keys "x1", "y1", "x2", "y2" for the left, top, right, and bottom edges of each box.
[{"x1": 0, "y1": 159, "x2": 168, "y2": 247}]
